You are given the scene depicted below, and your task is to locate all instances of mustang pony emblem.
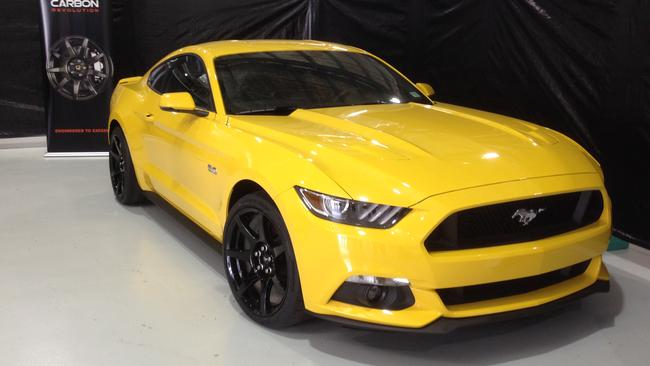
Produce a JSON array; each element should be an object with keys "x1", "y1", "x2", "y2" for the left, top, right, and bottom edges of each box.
[{"x1": 511, "y1": 208, "x2": 545, "y2": 226}]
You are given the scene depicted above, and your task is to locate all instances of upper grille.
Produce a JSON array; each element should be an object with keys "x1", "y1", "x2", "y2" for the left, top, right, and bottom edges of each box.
[{"x1": 425, "y1": 190, "x2": 603, "y2": 252}]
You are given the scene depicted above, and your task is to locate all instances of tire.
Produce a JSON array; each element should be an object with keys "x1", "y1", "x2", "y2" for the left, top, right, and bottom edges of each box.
[
  {"x1": 109, "y1": 126, "x2": 145, "y2": 205},
  {"x1": 223, "y1": 192, "x2": 308, "y2": 328}
]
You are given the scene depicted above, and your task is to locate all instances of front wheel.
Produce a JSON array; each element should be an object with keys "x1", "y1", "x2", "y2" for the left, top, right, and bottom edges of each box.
[
  {"x1": 223, "y1": 192, "x2": 307, "y2": 328},
  {"x1": 109, "y1": 126, "x2": 145, "y2": 205}
]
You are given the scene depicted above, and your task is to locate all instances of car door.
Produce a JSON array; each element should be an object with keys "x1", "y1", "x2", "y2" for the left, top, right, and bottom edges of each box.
[{"x1": 141, "y1": 54, "x2": 224, "y2": 235}]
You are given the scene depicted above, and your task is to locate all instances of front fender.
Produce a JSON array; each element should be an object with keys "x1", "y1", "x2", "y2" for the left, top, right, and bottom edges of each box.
[
  {"x1": 216, "y1": 123, "x2": 350, "y2": 236},
  {"x1": 108, "y1": 83, "x2": 152, "y2": 191}
]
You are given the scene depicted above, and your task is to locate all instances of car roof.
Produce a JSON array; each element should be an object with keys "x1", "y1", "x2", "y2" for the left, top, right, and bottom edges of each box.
[{"x1": 171, "y1": 39, "x2": 368, "y2": 59}]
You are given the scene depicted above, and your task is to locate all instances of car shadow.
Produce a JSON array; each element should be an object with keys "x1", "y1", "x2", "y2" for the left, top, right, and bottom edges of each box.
[
  {"x1": 121, "y1": 193, "x2": 226, "y2": 278},
  {"x1": 274, "y1": 280, "x2": 623, "y2": 365},
  {"x1": 122, "y1": 192, "x2": 624, "y2": 365}
]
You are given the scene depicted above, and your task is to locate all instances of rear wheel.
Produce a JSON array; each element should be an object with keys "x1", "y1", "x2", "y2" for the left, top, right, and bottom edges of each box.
[
  {"x1": 224, "y1": 192, "x2": 307, "y2": 328},
  {"x1": 109, "y1": 126, "x2": 145, "y2": 205}
]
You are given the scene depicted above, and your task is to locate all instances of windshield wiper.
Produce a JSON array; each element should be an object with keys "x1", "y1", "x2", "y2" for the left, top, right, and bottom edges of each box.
[{"x1": 234, "y1": 106, "x2": 298, "y2": 116}]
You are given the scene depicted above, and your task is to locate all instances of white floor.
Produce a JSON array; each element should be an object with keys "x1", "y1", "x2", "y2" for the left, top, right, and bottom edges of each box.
[{"x1": 1, "y1": 145, "x2": 649, "y2": 366}]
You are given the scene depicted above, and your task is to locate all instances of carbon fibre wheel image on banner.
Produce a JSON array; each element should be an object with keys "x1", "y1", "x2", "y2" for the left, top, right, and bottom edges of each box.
[{"x1": 46, "y1": 36, "x2": 113, "y2": 101}]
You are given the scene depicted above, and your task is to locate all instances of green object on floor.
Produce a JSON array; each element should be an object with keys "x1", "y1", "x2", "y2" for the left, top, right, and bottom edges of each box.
[{"x1": 608, "y1": 235, "x2": 630, "y2": 251}]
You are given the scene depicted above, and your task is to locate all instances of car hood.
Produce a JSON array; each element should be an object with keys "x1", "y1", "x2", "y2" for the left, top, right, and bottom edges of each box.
[{"x1": 230, "y1": 102, "x2": 598, "y2": 206}]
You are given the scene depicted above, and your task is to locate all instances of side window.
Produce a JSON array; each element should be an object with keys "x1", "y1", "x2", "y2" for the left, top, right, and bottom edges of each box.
[{"x1": 147, "y1": 55, "x2": 215, "y2": 112}]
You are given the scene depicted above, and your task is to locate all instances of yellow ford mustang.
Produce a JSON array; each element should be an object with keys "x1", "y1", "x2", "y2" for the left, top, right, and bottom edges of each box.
[{"x1": 108, "y1": 40, "x2": 611, "y2": 331}]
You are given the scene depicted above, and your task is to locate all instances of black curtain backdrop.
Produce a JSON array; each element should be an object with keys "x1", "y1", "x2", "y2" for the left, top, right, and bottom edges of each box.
[
  {"x1": 309, "y1": 0, "x2": 650, "y2": 247},
  {"x1": 0, "y1": 0, "x2": 46, "y2": 137},
  {"x1": 111, "y1": 0, "x2": 308, "y2": 80},
  {"x1": 1, "y1": 0, "x2": 648, "y2": 246}
]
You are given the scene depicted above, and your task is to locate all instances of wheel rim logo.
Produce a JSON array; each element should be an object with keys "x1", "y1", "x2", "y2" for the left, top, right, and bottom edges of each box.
[{"x1": 46, "y1": 36, "x2": 113, "y2": 101}]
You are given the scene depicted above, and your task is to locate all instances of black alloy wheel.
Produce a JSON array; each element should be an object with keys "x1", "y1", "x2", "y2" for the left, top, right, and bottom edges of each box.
[
  {"x1": 109, "y1": 127, "x2": 145, "y2": 205},
  {"x1": 224, "y1": 192, "x2": 307, "y2": 327},
  {"x1": 109, "y1": 134, "x2": 126, "y2": 197}
]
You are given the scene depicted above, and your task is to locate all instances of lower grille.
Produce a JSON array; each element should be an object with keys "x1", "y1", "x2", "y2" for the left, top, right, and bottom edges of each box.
[
  {"x1": 425, "y1": 190, "x2": 603, "y2": 251},
  {"x1": 437, "y1": 260, "x2": 591, "y2": 306}
]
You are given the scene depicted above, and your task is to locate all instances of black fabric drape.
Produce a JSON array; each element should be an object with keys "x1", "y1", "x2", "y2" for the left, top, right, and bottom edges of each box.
[
  {"x1": 0, "y1": 0, "x2": 46, "y2": 137},
  {"x1": 112, "y1": 0, "x2": 308, "y2": 80},
  {"x1": 310, "y1": 0, "x2": 650, "y2": 246}
]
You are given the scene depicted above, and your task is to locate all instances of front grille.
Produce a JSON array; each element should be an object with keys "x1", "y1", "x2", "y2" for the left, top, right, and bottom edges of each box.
[
  {"x1": 425, "y1": 190, "x2": 603, "y2": 252},
  {"x1": 437, "y1": 260, "x2": 591, "y2": 306}
]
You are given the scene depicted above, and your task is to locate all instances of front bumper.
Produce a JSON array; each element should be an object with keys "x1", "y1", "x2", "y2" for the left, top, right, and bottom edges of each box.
[
  {"x1": 309, "y1": 279, "x2": 610, "y2": 333},
  {"x1": 274, "y1": 173, "x2": 612, "y2": 329}
]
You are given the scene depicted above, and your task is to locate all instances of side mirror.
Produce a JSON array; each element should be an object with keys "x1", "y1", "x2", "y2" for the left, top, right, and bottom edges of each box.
[
  {"x1": 159, "y1": 92, "x2": 208, "y2": 117},
  {"x1": 415, "y1": 83, "x2": 435, "y2": 97}
]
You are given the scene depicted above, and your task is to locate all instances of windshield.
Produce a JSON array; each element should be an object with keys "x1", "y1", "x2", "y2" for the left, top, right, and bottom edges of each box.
[{"x1": 214, "y1": 51, "x2": 431, "y2": 115}]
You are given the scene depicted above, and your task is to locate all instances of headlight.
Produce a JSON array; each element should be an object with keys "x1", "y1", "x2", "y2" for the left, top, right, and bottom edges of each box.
[{"x1": 295, "y1": 186, "x2": 410, "y2": 228}]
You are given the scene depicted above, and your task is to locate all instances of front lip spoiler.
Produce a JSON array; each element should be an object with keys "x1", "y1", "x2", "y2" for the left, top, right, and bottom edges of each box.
[{"x1": 309, "y1": 279, "x2": 610, "y2": 333}]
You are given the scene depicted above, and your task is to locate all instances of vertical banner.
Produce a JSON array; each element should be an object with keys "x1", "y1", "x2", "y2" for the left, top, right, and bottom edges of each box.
[{"x1": 39, "y1": 0, "x2": 113, "y2": 155}]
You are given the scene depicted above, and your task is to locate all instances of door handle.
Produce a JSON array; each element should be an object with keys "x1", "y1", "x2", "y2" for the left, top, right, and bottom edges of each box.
[{"x1": 144, "y1": 113, "x2": 154, "y2": 122}]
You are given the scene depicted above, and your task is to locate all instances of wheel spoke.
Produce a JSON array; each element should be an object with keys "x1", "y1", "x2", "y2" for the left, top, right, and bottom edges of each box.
[
  {"x1": 57, "y1": 77, "x2": 70, "y2": 90},
  {"x1": 237, "y1": 272, "x2": 260, "y2": 296},
  {"x1": 226, "y1": 248, "x2": 250, "y2": 262},
  {"x1": 89, "y1": 69, "x2": 108, "y2": 78},
  {"x1": 47, "y1": 67, "x2": 66, "y2": 73},
  {"x1": 112, "y1": 136, "x2": 122, "y2": 155},
  {"x1": 272, "y1": 276, "x2": 284, "y2": 292},
  {"x1": 259, "y1": 278, "x2": 273, "y2": 314},
  {"x1": 249, "y1": 213, "x2": 266, "y2": 242},
  {"x1": 86, "y1": 79, "x2": 99, "y2": 95},
  {"x1": 235, "y1": 215, "x2": 257, "y2": 243},
  {"x1": 90, "y1": 52, "x2": 105, "y2": 63},
  {"x1": 109, "y1": 150, "x2": 119, "y2": 160},
  {"x1": 112, "y1": 172, "x2": 123, "y2": 195},
  {"x1": 272, "y1": 244, "x2": 286, "y2": 258},
  {"x1": 64, "y1": 38, "x2": 76, "y2": 56},
  {"x1": 81, "y1": 37, "x2": 89, "y2": 58},
  {"x1": 261, "y1": 217, "x2": 273, "y2": 244},
  {"x1": 73, "y1": 80, "x2": 81, "y2": 98}
]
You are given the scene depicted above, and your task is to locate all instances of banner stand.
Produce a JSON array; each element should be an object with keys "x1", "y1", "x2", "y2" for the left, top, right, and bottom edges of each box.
[
  {"x1": 43, "y1": 152, "x2": 108, "y2": 158},
  {"x1": 39, "y1": 0, "x2": 113, "y2": 155}
]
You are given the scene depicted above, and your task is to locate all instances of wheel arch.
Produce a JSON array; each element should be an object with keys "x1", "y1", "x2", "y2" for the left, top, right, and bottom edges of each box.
[
  {"x1": 227, "y1": 179, "x2": 274, "y2": 215},
  {"x1": 108, "y1": 119, "x2": 120, "y2": 139},
  {"x1": 107, "y1": 115, "x2": 153, "y2": 192}
]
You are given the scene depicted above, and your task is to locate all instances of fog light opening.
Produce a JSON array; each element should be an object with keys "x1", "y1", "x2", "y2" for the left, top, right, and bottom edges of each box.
[{"x1": 331, "y1": 275, "x2": 415, "y2": 310}]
